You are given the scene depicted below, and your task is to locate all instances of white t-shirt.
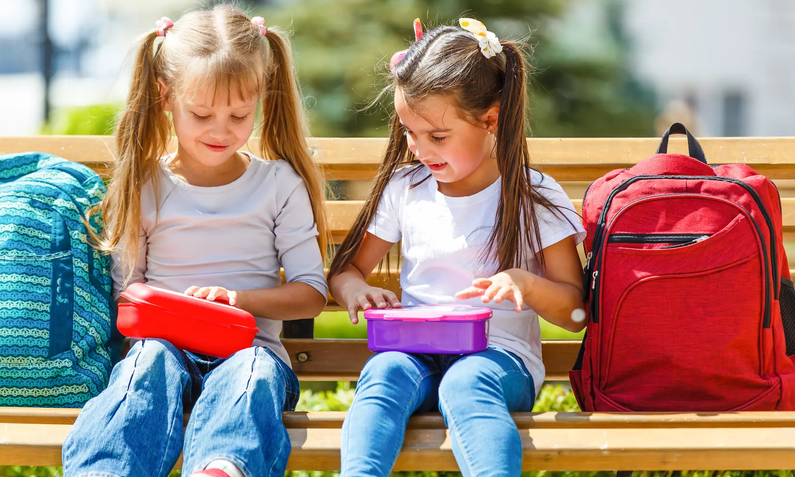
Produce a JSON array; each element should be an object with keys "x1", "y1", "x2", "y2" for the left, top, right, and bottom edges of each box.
[
  {"x1": 367, "y1": 167, "x2": 586, "y2": 394},
  {"x1": 111, "y1": 153, "x2": 328, "y2": 368}
]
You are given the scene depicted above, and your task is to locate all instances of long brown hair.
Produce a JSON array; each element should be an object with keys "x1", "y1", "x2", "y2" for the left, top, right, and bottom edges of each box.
[
  {"x1": 328, "y1": 24, "x2": 569, "y2": 279},
  {"x1": 100, "y1": 4, "x2": 329, "y2": 286}
]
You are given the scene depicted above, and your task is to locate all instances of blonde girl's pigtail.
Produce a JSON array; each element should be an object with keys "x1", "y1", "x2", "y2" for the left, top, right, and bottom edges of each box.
[
  {"x1": 101, "y1": 28, "x2": 170, "y2": 285},
  {"x1": 258, "y1": 28, "x2": 330, "y2": 262}
]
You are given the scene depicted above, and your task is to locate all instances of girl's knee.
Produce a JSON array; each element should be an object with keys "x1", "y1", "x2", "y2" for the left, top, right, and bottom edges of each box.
[
  {"x1": 360, "y1": 351, "x2": 423, "y2": 383},
  {"x1": 213, "y1": 347, "x2": 294, "y2": 395},
  {"x1": 136, "y1": 338, "x2": 181, "y2": 360},
  {"x1": 121, "y1": 339, "x2": 185, "y2": 375},
  {"x1": 439, "y1": 362, "x2": 495, "y2": 400}
]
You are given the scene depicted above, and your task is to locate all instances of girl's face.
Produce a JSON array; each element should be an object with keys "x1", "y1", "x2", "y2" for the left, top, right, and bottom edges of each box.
[
  {"x1": 395, "y1": 87, "x2": 499, "y2": 196},
  {"x1": 163, "y1": 82, "x2": 259, "y2": 170}
]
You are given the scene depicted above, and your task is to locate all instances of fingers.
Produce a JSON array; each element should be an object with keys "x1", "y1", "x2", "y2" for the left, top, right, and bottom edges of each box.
[
  {"x1": 481, "y1": 283, "x2": 502, "y2": 303},
  {"x1": 206, "y1": 286, "x2": 224, "y2": 301},
  {"x1": 471, "y1": 278, "x2": 492, "y2": 289},
  {"x1": 184, "y1": 286, "x2": 200, "y2": 295},
  {"x1": 455, "y1": 286, "x2": 486, "y2": 300},
  {"x1": 347, "y1": 287, "x2": 401, "y2": 325},
  {"x1": 480, "y1": 284, "x2": 524, "y2": 312},
  {"x1": 493, "y1": 286, "x2": 512, "y2": 303},
  {"x1": 354, "y1": 288, "x2": 399, "y2": 312},
  {"x1": 456, "y1": 278, "x2": 493, "y2": 300},
  {"x1": 384, "y1": 290, "x2": 402, "y2": 308},
  {"x1": 367, "y1": 290, "x2": 389, "y2": 309},
  {"x1": 512, "y1": 288, "x2": 524, "y2": 313},
  {"x1": 185, "y1": 286, "x2": 232, "y2": 304},
  {"x1": 355, "y1": 294, "x2": 373, "y2": 312},
  {"x1": 348, "y1": 305, "x2": 360, "y2": 325},
  {"x1": 227, "y1": 290, "x2": 238, "y2": 307},
  {"x1": 189, "y1": 287, "x2": 210, "y2": 299}
]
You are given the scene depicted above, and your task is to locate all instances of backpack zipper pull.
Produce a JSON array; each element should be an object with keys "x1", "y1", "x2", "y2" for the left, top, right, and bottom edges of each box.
[
  {"x1": 591, "y1": 271, "x2": 599, "y2": 290},
  {"x1": 583, "y1": 252, "x2": 595, "y2": 302}
]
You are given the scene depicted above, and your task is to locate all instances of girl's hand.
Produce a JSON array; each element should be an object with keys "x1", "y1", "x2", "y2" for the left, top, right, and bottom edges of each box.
[
  {"x1": 185, "y1": 286, "x2": 239, "y2": 307},
  {"x1": 343, "y1": 285, "x2": 401, "y2": 325},
  {"x1": 455, "y1": 269, "x2": 531, "y2": 313}
]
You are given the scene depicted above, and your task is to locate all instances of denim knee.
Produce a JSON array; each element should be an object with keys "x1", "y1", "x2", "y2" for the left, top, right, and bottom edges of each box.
[
  {"x1": 206, "y1": 346, "x2": 299, "y2": 411},
  {"x1": 359, "y1": 352, "x2": 427, "y2": 388},
  {"x1": 133, "y1": 339, "x2": 184, "y2": 367}
]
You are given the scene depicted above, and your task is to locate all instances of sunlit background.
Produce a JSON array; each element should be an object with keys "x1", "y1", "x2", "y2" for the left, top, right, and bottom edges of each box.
[{"x1": 2, "y1": 0, "x2": 794, "y2": 138}]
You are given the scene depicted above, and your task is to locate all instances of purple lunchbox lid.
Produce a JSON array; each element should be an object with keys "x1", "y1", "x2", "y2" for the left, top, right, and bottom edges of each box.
[{"x1": 364, "y1": 305, "x2": 492, "y2": 322}]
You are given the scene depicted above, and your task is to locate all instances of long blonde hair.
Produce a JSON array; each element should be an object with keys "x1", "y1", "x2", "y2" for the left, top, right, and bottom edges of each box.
[{"x1": 101, "y1": 4, "x2": 328, "y2": 285}]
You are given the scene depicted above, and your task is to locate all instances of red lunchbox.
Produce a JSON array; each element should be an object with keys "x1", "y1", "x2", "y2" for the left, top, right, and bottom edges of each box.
[{"x1": 117, "y1": 283, "x2": 259, "y2": 358}]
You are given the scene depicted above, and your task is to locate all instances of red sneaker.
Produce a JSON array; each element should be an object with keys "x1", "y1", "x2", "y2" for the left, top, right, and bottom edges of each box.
[{"x1": 190, "y1": 469, "x2": 231, "y2": 477}]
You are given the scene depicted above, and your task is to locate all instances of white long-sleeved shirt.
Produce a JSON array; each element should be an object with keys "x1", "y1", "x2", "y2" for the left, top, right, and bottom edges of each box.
[{"x1": 112, "y1": 152, "x2": 328, "y2": 367}]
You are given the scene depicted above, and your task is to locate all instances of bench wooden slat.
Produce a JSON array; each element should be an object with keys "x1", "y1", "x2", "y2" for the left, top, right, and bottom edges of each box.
[
  {"x1": 282, "y1": 339, "x2": 581, "y2": 382},
  {"x1": 6, "y1": 408, "x2": 795, "y2": 429},
  {"x1": 282, "y1": 410, "x2": 795, "y2": 429},
  {"x1": 4, "y1": 136, "x2": 795, "y2": 181},
  {"x1": 6, "y1": 421, "x2": 795, "y2": 470},
  {"x1": 329, "y1": 200, "x2": 795, "y2": 249},
  {"x1": 287, "y1": 427, "x2": 795, "y2": 471}
]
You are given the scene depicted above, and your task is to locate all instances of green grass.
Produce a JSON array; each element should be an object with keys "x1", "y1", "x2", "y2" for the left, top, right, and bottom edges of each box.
[{"x1": 314, "y1": 312, "x2": 585, "y2": 340}]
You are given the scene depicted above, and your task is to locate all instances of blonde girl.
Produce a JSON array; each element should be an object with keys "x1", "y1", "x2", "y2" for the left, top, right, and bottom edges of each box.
[{"x1": 63, "y1": 5, "x2": 328, "y2": 477}]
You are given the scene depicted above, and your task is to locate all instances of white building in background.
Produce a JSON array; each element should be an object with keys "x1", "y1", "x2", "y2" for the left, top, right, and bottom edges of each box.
[
  {"x1": 552, "y1": 0, "x2": 795, "y2": 137},
  {"x1": 621, "y1": 0, "x2": 795, "y2": 137}
]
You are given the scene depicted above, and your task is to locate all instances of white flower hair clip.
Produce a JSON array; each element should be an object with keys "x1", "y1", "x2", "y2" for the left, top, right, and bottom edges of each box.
[{"x1": 459, "y1": 18, "x2": 503, "y2": 59}]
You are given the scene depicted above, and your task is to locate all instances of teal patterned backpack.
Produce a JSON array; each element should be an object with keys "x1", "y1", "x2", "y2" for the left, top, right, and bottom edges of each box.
[{"x1": 0, "y1": 152, "x2": 120, "y2": 407}]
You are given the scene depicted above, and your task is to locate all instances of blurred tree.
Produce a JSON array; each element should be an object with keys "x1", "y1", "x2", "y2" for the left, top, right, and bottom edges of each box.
[
  {"x1": 255, "y1": 0, "x2": 656, "y2": 137},
  {"x1": 528, "y1": 0, "x2": 656, "y2": 137}
]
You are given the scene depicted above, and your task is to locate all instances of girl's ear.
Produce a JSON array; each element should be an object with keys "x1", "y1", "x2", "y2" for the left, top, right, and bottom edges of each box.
[
  {"x1": 480, "y1": 103, "x2": 500, "y2": 133},
  {"x1": 157, "y1": 78, "x2": 172, "y2": 112}
]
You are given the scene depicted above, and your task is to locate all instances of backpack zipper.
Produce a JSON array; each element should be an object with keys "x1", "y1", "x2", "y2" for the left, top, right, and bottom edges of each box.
[
  {"x1": 607, "y1": 233, "x2": 711, "y2": 245},
  {"x1": 586, "y1": 178, "x2": 775, "y2": 327},
  {"x1": 586, "y1": 175, "x2": 777, "y2": 302}
]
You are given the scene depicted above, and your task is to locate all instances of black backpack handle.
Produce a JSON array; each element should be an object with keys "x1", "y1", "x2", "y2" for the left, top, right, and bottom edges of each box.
[{"x1": 656, "y1": 122, "x2": 707, "y2": 164}]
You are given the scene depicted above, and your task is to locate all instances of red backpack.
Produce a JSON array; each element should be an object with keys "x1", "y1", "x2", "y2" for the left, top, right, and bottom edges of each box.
[{"x1": 569, "y1": 123, "x2": 795, "y2": 412}]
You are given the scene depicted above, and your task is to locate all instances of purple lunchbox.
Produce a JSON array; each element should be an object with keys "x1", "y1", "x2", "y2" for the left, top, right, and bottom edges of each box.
[{"x1": 364, "y1": 305, "x2": 492, "y2": 354}]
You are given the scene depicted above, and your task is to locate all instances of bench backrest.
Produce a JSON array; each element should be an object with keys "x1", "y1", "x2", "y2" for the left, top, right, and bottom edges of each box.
[{"x1": 2, "y1": 136, "x2": 794, "y2": 376}]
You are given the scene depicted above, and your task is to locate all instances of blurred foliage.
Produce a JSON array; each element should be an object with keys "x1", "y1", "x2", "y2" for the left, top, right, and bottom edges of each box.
[
  {"x1": 41, "y1": 1, "x2": 656, "y2": 138},
  {"x1": 253, "y1": 0, "x2": 656, "y2": 137},
  {"x1": 40, "y1": 104, "x2": 121, "y2": 136}
]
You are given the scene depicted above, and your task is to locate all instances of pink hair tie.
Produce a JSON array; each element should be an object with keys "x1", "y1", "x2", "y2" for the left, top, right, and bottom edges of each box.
[
  {"x1": 251, "y1": 16, "x2": 267, "y2": 36},
  {"x1": 155, "y1": 17, "x2": 174, "y2": 37},
  {"x1": 389, "y1": 19, "x2": 423, "y2": 71}
]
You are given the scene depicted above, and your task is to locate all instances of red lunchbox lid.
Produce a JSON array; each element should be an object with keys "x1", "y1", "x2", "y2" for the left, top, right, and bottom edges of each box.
[
  {"x1": 121, "y1": 283, "x2": 256, "y2": 329},
  {"x1": 118, "y1": 283, "x2": 259, "y2": 358},
  {"x1": 364, "y1": 305, "x2": 492, "y2": 322}
]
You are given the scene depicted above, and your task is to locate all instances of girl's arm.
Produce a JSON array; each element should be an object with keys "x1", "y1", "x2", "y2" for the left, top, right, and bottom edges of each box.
[
  {"x1": 189, "y1": 233, "x2": 399, "y2": 322},
  {"x1": 456, "y1": 236, "x2": 585, "y2": 332},
  {"x1": 329, "y1": 232, "x2": 401, "y2": 324},
  {"x1": 184, "y1": 283, "x2": 325, "y2": 320},
  {"x1": 237, "y1": 283, "x2": 325, "y2": 320},
  {"x1": 187, "y1": 169, "x2": 329, "y2": 320}
]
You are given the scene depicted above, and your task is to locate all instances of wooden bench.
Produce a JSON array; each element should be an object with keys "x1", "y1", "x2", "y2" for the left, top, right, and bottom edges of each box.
[{"x1": 2, "y1": 135, "x2": 795, "y2": 472}]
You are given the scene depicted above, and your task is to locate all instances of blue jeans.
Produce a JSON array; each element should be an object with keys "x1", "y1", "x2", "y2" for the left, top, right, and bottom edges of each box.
[
  {"x1": 340, "y1": 346, "x2": 536, "y2": 477},
  {"x1": 63, "y1": 339, "x2": 300, "y2": 477}
]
